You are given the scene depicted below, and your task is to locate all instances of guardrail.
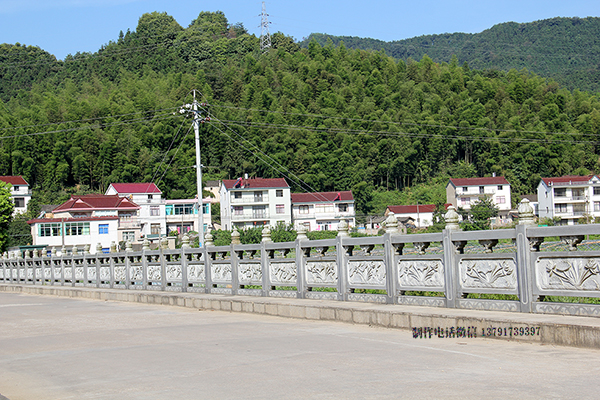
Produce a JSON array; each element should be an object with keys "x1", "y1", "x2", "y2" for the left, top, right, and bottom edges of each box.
[{"x1": 2, "y1": 202, "x2": 600, "y2": 317}]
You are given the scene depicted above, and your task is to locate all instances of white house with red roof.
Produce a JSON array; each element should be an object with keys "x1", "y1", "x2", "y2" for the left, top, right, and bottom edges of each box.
[
  {"x1": 0, "y1": 176, "x2": 31, "y2": 215},
  {"x1": 446, "y1": 176, "x2": 512, "y2": 216},
  {"x1": 537, "y1": 175, "x2": 600, "y2": 225},
  {"x1": 220, "y1": 177, "x2": 291, "y2": 230},
  {"x1": 27, "y1": 194, "x2": 140, "y2": 251},
  {"x1": 385, "y1": 204, "x2": 437, "y2": 228},
  {"x1": 291, "y1": 191, "x2": 355, "y2": 231},
  {"x1": 105, "y1": 183, "x2": 166, "y2": 239}
]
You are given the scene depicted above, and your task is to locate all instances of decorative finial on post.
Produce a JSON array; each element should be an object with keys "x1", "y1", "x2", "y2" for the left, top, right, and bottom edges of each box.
[
  {"x1": 142, "y1": 238, "x2": 150, "y2": 251},
  {"x1": 84, "y1": 244, "x2": 91, "y2": 255},
  {"x1": 384, "y1": 212, "x2": 399, "y2": 234},
  {"x1": 72, "y1": 245, "x2": 78, "y2": 256},
  {"x1": 337, "y1": 219, "x2": 349, "y2": 237},
  {"x1": 125, "y1": 240, "x2": 133, "y2": 252},
  {"x1": 182, "y1": 233, "x2": 191, "y2": 249},
  {"x1": 110, "y1": 241, "x2": 117, "y2": 253},
  {"x1": 296, "y1": 224, "x2": 308, "y2": 241},
  {"x1": 96, "y1": 243, "x2": 103, "y2": 255},
  {"x1": 518, "y1": 199, "x2": 535, "y2": 226},
  {"x1": 204, "y1": 231, "x2": 214, "y2": 246},
  {"x1": 444, "y1": 206, "x2": 461, "y2": 231},
  {"x1": 160, "y1": 236, "x2": 168, "y2": 250},
  {"x1": 261, "y1": 226, "x2": 272, "y2": 243},
  {"x1": 231, "y1": 230, "x2": 242, "y2": 245},
  {"x1": 60, "y1": 245, "x2": 67, "y2": 257},
  {"x1": 51, "y1": 247, "x2": 57, "y2": 257}
]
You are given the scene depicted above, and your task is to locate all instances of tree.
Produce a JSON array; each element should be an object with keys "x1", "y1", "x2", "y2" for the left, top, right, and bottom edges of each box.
[
  {"x1": 463, "y1": 197, "x2": 499, "y2": 231},
  {"x1": 0, "y1": 182, "x2": 14, "y2": 251}
]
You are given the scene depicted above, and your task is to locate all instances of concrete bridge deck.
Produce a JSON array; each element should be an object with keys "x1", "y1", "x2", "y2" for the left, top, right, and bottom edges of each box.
[
  {"x1": 1, "y1": 288, "x2": 600, "y2": 399},
  {"x1": 2, "y1": 284, "x2": 600, "y2": 349}
]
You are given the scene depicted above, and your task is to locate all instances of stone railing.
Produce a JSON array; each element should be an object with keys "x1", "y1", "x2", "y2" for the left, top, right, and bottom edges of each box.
[{"x1": 2, "y1": 200, "x2": 600, "y2": 317}]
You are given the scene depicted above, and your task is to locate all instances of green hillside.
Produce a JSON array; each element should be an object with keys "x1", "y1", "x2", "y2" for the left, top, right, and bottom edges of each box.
[
  {"x1": 1, "y1": 11, "x2": 600, "y2": 218},
  {"x1": 301, "y1": 17, "x2": 600, "y2": 93}
]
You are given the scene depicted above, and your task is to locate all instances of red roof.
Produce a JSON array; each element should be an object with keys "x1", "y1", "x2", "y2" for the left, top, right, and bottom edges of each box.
[
  {"x1": 0, "y1": 176, "x2": 28, "y2": 185},
  {"x1": 108, "y1": 183, "x2": 161, "y2": 194},
  {"x1": 387, "y1": 204, "x2": 437, "y2": 214},
  {"x1": 449, "y1": 177, "x2": 509, "y2": 187},
  {"x1": 27, "y1": 216, "x2": 118, "y2": 225},
  {"x1": 541, "y1": 175, "x2": 595, "y2": 186},
  {"x1": 291, "y1": 191, "x2": 354, "y2": 203},
  {"x1": 222, "y1": 178, "x2": 289, "y2": 189},
  {"x1": 53, "y1": 195, "x2": 140, "y2": 213}
]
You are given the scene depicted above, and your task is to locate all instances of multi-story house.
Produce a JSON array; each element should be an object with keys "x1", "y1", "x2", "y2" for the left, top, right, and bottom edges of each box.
[
  {"x1": 537, "y1": 175, "x2": 600, "y2": 225},
  {"x1": 27, "y1": 194, "x2": 140, "y2": 251},
  {"x1": 220, "y1": 177, "x2": 291, "y2": 230},
  {"x1": 105, "y1": 183, "x2": 166, "y2": 239},
  {"x1": 165, "y1": 199, "x2": 211, "y2": 235},
  {"x1": 291, "y1": 191, "x2": 355, "y2": 231},
  {"x1": 0, "y1": 176, "x2": 32, "y2": 215},
  {"x1": 446, "y1": 177, "x2": 512, "y2": 217},
  {"x1": 384, "y1": 204, "x2": 437, "y2": 228}
]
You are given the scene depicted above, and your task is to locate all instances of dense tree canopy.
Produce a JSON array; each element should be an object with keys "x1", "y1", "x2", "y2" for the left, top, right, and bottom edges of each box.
[{"x1": 1, "y1": 11, "x2": 600, "y2": 219}]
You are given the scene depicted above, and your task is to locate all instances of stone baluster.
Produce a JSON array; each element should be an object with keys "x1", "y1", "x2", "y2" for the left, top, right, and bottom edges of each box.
[
  {"x1": 261, "y1": 226, "x2": 272, "y2": 243},
  {"x1": 84, "y1": 244, "x2": 91, "y2": 255},
  {"x1": 96, "y1": 243, "x2": 103, "y2": 255},
  {"x1": 296, "y1": 224, "x2": 308, "y2": 241},
  {"x1": 337, "y1": 219, "x2": 349, "y2": 237},
  {"x1": 518, "y1": 199, "x2": 536, "y2": 226},
  {"x1": 125, "y1": 241, "x2": 133, "y2": 252},
  {"x1": 231, "y1": 230, "x2": 241, "y2": 245},
  {"x1": 181, "y1": 234, "x2": 191, "y2": 249},
  {"x1": 142, "y1": 238, "x2": 150, "y2": 251},
  {"x1": 110, "y1": 241, "x2": 117, "y2": 253},
  {"x1": 204, "y1": 232, "x2": 214, "y2": 247},
  {"x1": 444, "y1": 206, "x2": 461, "y2": 231},
  {"x1": 384, "y1": 212, "x2": 399, "y2": 234}
]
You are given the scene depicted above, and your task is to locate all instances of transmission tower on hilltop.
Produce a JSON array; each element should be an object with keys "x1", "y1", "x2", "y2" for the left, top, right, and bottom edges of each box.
[{"x1": 259, "y1": 1, "x2": 271, "y2": 53}]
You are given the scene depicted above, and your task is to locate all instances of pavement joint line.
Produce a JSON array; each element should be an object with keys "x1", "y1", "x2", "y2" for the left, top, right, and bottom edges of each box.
[{"x1": 2, "y1": 284, "x2": 600, "y2": 349}]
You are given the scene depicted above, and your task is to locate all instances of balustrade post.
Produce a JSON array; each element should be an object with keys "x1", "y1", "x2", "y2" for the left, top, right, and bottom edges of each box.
[
  {"x1": 515, "y1": 224, "x2": 534, "y2": 312},
  {"x1": 125, "y1": 250, "x2": 131, "y2": 290},
  {"x1": 296, "y1": 238, "x2": 307, "y2": 299},
  {"x1": 336, "y1": 234, "x2": 348, "y2": 301},
  {"x1": 181, "y1": 246, "x2": 188, "y2": 293},
  {"x1": 384, "y1": 232, "x2": 398, "y2": 304},
  {"x1": 204, "y1": 245, "x2": 213, "y2": 294},
  {"x1": 260, "y1": 240, "x2": 269, "y2": 297},
  {"x1": 231, "y1": 244, "x2": 240, "y2": 296},
  {"x1": 442, "y1": 229, "x2": 459, "y2": 308},
  {"x1": 160, "y1": 247, "x2": 167, "y2": 292}
]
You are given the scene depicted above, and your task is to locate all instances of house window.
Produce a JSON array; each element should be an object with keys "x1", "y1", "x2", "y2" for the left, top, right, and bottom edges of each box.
[
  {"x1": 13, "y1": 186, "x2": 19, "y2": 192},
  {"x1": 496, "y1": 196, "x2": 506, "y2": 204},
  {"x1": 13, "y1": 197, "x2": 25, "y2": 208},
  {"x1": 460, "y1": 197, "x2": 469, "y2": 205},
  {"x1": 234, "y1": 206, "x2": 243, "y2": 215},
  {"x1": 174, "y1": 204, "x2": 194, "y2": 215},
  {"x1": 150, "y1": 206, "x2": 160, "y2": 216},
  {"x1": 572, "y1": 188, "x2": 585, "y2": 199},
  {"x1": 65, "y1": 222, "x2": 90, "y2": 236},
  {"x1": 202, "y1": 204, "x2": 209, "y2": 214},
  {"x1": 254, "y1": 191, "x2": 263, "y2": 202},
  {"x1": 123, "y1": 231, "x2": 135, "y2": 242},
  {"x1": 498, "y1": 185, "x2": 503, "y2": 191},
  {"x1": 276, "y1": 204, "x2": 284, "y2": 214},
  {"x1": 252, "y1": 205, "x2": 266, "y2": 218},
  {"x1": 595, "y1": 202, "x2": 600, "y2": 212},
  {"x1": 299, "y1": 205, "x2": 309, "y2": 214},
  {"x1": 554, "y1": 188, "x2": 566, "y2": 197},
  {"x1": 462, "y1": 187, "x2": 468, "y2": 192},
  {"x1": 479, "y1": 186, "x2": 485, "y2": 194},
  {"x1": 555, "y1": 204, "x2": 567, "y2": 213},
  {"x1": 234, "y1": 192, "x2": 242, "y2": 199},
  {"x1": 99, "y1": 224, "x2": 109, "y2": 235},
  {"x1": 151, "y1": 224, "x2": 161, "y2": 235},
  {"x1": 276, "y1": 189, "x2": 283, "y2": 197},
  {"x1": 338, "y1": 203, "x2": 348, "y2": 212},
  {"x1": 148, "y1": 194, "x2": 153, "y2": 200},
  {"x1": 594, "y1": 187, "x2": 600, "y2": 196},
  {"x1": 39, "y1": 223, "x2": 61, "y2": 237}
]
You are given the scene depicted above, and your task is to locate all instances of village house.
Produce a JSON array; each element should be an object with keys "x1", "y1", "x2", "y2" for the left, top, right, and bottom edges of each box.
[
  {"x1": 446, "y1": 176, "x2": 512, "y2": 223},
  {"x1": 27, "y1": 194, "x2": 140, "y2": 252},
  {"x1": 220, "y1": 177, "x2": 292, "y2": 230},
  {"x1": 384, "y1": 204, "x2": 437, "y2": 228},
  {"x1": 0, "y1": 176, "x2": 32, "y2": 215},
  {"x1": 165, "y1": 198, "x2": 212, "y2": 235},
  {"x1": 537, "y1": 175, "x2": 600, "y2": 225},
  {"x1": 291, "y1": 191, "x2": 355, "y2": 231}
]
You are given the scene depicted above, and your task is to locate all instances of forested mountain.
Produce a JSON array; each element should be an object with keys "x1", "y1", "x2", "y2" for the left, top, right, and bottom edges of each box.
[
  {"x1": 301, "y1": 17, "x2": 600, "y2": 93},
  {"x1": 1, "y1": 11, "x2": 600, "y2": 218}
]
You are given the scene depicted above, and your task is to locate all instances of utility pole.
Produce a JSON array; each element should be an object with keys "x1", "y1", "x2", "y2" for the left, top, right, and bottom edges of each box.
[
  {"x1": 180, "y1": 90, "x2": 210, "y2": 247},
  {"x1": 259, "y1": 1, "x2": 271, "y2": 53}
]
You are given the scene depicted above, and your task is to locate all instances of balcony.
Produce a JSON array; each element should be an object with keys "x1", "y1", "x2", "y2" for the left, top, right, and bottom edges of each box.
[
  {"x1": 231, "y1": 195, "x2": 270, "y2": 204},
  {"x1": 231, "y1": 212, "x2": 271, "y2": 221},
  {"x1": 118, "y1": 217, "x2": 141, "y2": 229},
  {"x1": 554, "y1": 195, "x2": 587, "y2": 203}
]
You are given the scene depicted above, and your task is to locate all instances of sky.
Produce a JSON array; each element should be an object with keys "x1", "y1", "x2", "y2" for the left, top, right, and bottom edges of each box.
[{"x1": 1, "y1": 0, "x2": 599, "y2": 60}]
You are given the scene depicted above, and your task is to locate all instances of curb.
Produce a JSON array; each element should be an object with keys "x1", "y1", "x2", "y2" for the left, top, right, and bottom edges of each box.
[{"x1": 2, "y1": 284, "x2": 600, "y2": 349}]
